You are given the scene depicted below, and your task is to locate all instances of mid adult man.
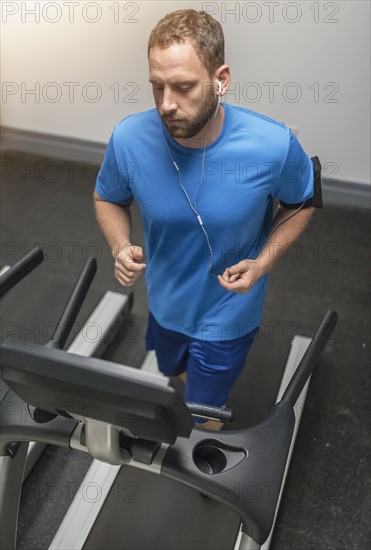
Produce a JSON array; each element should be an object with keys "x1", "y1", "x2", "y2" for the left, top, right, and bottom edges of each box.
[{"x1": 94, "y1": 9, "x2": 315, "y2": 430}]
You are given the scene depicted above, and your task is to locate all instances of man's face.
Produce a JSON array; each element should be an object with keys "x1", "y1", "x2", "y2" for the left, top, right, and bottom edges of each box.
[{"x1": 149, "y1": 40, "x2": 218, "y2": 139}]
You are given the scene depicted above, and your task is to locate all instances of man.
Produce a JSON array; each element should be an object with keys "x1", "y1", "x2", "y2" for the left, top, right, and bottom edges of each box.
[{"x1": 94, "y1": 9, "x2": 315, "y2": 430}]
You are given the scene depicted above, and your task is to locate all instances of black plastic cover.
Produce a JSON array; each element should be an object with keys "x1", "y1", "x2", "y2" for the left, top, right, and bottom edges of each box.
[
  {"x1": 0, "y1": 340, "x2": 194, "y2": 444},
  {"x1": 162, "y1": 401, "x2": 295, "y2": 545}
]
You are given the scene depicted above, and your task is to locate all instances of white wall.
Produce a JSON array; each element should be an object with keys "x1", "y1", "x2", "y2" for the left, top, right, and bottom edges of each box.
[{"x1": 1, "y1": 0, "x2": 370, "y2": 184}]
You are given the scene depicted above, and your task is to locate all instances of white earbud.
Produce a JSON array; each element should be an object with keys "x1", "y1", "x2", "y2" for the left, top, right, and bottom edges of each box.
[{"x1": 216, "y1": 80, "x2": 222, "y2": 94}]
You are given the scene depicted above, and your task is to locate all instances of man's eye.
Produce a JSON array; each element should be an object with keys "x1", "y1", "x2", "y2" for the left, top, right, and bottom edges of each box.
[{"x1": 177, "y1": 87, "x2": 190, "y2": 93}]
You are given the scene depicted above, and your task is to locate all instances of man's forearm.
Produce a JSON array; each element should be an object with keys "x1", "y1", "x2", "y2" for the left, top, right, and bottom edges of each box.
[
  {"x1": 258, "y1": 206, "x2": 314, "y2": 273},
  {"x1": 94, "y1": 194, "x2": 132, "y2": 258}
]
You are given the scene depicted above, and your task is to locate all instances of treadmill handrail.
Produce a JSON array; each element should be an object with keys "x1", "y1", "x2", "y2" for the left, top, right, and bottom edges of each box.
[
  {"x1": 0, "y1": 247, "x2": 44, "y2": 298},
  {"x1": 186, "y1": 402, "x2": 234, "y2": 423},
  {"x1": 46, "y1": 258, "x2": 97, "y2": 349},
  {"x1": 280, "y1": 310, "x2": 338, "y2": 406}
]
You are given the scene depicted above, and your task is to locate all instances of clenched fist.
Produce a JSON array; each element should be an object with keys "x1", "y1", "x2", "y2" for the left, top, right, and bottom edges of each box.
[{"x1": 114, "y1": 244, "x2": 146, "y2": 287}]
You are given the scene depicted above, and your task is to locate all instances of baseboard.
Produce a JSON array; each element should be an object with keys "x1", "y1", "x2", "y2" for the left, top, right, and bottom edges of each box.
[
  {"x1": 1, "y1": 125, "x2": 370, "y2": 209},
  {"x1": 322, "y1": 179, "x2": 371, "y2": 208},
  {"x1": 0, "y1": 125, "x2": 106, "y2": 164}
]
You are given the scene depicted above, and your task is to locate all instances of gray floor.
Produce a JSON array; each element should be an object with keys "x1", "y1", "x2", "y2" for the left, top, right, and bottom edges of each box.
[{"x1": 1, "y1": 149, "x2": 370, "y2": 549}]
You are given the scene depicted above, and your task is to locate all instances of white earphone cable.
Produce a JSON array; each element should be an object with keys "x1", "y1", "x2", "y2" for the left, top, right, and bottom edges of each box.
[{"x1": 161, "y1": 87, "x2": 221, "y2": 276}]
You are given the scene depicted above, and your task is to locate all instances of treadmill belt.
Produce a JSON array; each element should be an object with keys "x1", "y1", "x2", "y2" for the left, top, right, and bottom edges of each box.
[{"x1": 85, "y1": 466, "x2": 241, "y2": 550}]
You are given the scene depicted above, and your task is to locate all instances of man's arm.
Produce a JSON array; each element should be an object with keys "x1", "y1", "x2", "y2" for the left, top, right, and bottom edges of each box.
[
  {"x1": 93, "y1": 190, "x2": 132, "y2": 258},
  {"x1": 218, "y1": 205, "x2": 314, "y2": 293},
  {"x1": 93, "y1": 191, "x2": 146, "y2": 286},
  {"x1": 257, "y1": 205, "x2": 314, "y2": 274}
]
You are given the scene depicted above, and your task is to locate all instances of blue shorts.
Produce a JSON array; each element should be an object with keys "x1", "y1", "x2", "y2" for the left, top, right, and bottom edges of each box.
[{"x1": 145, "y1": 312, "x2": 258, "y2": 423}]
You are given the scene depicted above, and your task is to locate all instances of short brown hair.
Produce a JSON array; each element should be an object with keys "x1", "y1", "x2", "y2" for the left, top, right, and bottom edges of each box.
[{"x1": 148, "y1": 9, "x2": 224, "y2": 77}]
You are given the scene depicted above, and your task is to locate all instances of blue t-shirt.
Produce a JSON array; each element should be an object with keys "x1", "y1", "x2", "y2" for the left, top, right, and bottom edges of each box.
[{"x1": 95, "y1": 103, "x2": 313, "y2": 341}]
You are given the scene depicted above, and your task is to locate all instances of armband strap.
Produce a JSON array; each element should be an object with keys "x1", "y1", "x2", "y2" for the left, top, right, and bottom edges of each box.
[{"x1": 279, "y1": 156, "x2": 323, "y2": 210}]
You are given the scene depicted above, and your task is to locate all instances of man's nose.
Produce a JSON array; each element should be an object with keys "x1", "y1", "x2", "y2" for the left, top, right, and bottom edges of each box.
[{"x1": 161, "y1": 88, "x2": 177, "y2": 114}]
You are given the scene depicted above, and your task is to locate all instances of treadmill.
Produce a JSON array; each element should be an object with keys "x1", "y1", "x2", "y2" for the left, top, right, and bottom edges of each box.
[{"x1": 0, "y1": 250, "x2": 337, "y2": 550}]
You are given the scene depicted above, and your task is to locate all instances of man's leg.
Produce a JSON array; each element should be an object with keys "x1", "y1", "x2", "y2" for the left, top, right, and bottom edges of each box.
[
  {"x1": 197, "y1": 419, "x2": 224, "y2": 431},
  {"x1": 178, "y1": 371, "x2": 223, "y2": 430},
  {"x1": 184, "y1": 329, "x2": 258, "y2": 432},
  {"x1": 147, "y1": 311, "x2": 257, "y2": 432}
]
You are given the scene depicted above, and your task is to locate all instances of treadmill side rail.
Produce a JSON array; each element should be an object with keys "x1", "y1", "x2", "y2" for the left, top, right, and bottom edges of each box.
[
  {"x1": 0, "y1": 390, "x2": 78, "y2": 456},
  {"x1": 0, "y1": 443, "x2": 29, "y2": 550}
]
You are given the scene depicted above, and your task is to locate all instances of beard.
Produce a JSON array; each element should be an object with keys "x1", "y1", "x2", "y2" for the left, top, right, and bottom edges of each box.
[{"x1": 161, "y1": 93, "x2": 219, "y2": 139}]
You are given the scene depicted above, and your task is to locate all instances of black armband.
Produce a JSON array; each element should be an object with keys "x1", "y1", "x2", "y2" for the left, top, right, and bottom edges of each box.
[{"x1": 279, "y1": 156, "x2": 323, "y2": 209}]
